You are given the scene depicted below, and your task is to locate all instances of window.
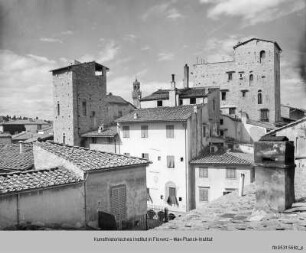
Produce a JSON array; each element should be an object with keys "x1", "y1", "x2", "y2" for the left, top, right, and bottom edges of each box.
[
  {"x1": 57, "y1": 102, "x2": 60, "y2": 116},
  {"x1": 229, "y1": 108, "x2": 236, "y2": 115},
  {"x1": 190, "y1": 97, "x2": 196, "y2": 104},
  {"x1": 167, "y1": 155, "x2": 175, "y2": 168},
  {"x1": 179, "y1": 99, "x2": 183, "y2": 105},
  {"x1": 212, "y1": 99, "x2": 216, "y2": 111},
  {"x1": 239, "y1": 72, "x2": 244, "y2": 80},
  {"x1": 202, "y1": 125, "x2": 206, "y2": 137},
  {"x1": 167, "y1": 187, "x2": 178, "y2": 206},
  {"x1": 37, "y1": 124, "x2": 42, "y2": 130},
  {"x1": 118, "y1": 110, "x2": 123, "y2": 117},
  {"x1": 220, "y1": 130, "x2": 224, "y2": 136},
  {"x1": 124, "y1": 153, "x2": 130, "y2": 156},
  {"x1": 141, "y1": 125, "x2": 148, "y2": 138},
  {"x1": 199, "y1": 187, "x2": 209, "y2": 202},
  {"x1": 122, "y1": 126, "x2": 130, "y2": 138},
  {"x1": 227, "y1": 72, "x2": 233, "y2": 81},
  {"x1": 157, "y1": 156, "x2": 161, "y2": 161},
  {"x1": 221, "y1": 92, "x2": 226, "y2": 101},
  {"x1": 260, "y1": 50, "x2": 266, "y2": 63},
  {"x1": 166, "y1": 125, "x2": 174, "y2": 138},
  {"x1": 199, "y1": 167, "x2": 208, "y2": 178},
  {"x1": 91, "y1": 137, "x2": 97, "y2": 144},
  {"x1": 157, "y1": 100, "x2": 163, "y2": 107},
  {"x1": 220, "y1": 119, "x2": 223, "y2": 125},
  {"x1": 62, "y1": 133, "x2": 66, "y2": 145},
  {"x1": 110, "y1": 185, "x2": 127, "y2": 222},
  {"x1": 242, "y1": 91, "x2": 247, "y2": 97},
  {"x1": 142, "y1": 153, "x2": 149, "y2": 160},
  {"x1": 82, "y1": 100, "x2": 87, "y2": 116},
  {"x1": 258, "y1": 90, "x2": 262, "y2": 104},
  {"x1": 249, "y1": 74, "x2": 254, "y2": 85},
  {"x1": 260, "y1": 109, "x2": 269, "y2": 122},
  {"x1": 226, "y1": 167, "x2": 236, "y2": 179}
]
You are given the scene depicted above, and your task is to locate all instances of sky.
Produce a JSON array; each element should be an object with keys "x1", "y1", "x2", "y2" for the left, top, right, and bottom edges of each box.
[{"x1": 0, "y1": 0, "x2": 306, "y2": 120}]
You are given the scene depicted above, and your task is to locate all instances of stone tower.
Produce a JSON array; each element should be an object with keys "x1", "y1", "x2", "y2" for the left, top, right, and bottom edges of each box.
[
  {"x1": 132, "y1": 79, "x2": 142, "y2": 108},
  {"x1": 51, "y1": 61, "x2": 109, "y2": 146},
  {"x1": 192, "y1": 38, "x2": 281, "y2": 124}
]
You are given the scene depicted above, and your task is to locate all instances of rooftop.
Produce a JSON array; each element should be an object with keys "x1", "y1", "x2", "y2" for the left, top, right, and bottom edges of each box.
[
  {"x1": 191, "y1": 149, "x2": 254, "y2": 166},
  {"x1": 265, "y1": 117, "x2": 306, "y2": 136},
  {"x1": 246, "y1": 119, "x2": 276, "y2": 130},
  {"x1": 50, "y1": 61, "x2": 109, "y2": 73},
  {"x1": 81, "y1": 125, "x2": 118, "y2": 138},
  {"x1": 140, "y1": 87, "x2": 208, "y2": 102},
  {"x1": 0, "y1": 167, "x2": 82, "y2": 195},
  {"x1": 0, "y1": 133, "x2": 11, "y2": 138},
  {"x1": 116, "y1": 105, "x2": 200, "y2": 123},
  {"x1": 0, "y1": 144, "x2": 34, "y2": 172},
  {"x1": 12, "y1": 131, "x2": 53, "y2": 143},
  {"x1": 0, "y1": 119, "x2": 50, "y2": 126},
  {"x1": 34, "y1": 141, "x2": 149, "y2": 172},
  {"x1": 105, "y1": 94, "x2": 135, "y2": 107},
  {"x1": 155, "y1": 165, "x2": 306, "y2": 231},
  {"x1": 233, "y1": 38, "x2": 282, "y2": 51}
]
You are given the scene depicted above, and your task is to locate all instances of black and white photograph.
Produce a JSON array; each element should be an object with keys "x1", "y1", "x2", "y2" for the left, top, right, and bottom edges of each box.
[{"x1": 0, "y1": 0, "x2": 306, "y2": 252}]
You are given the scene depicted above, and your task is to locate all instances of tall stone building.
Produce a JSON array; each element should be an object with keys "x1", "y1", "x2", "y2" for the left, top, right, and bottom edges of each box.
[
  {"x1": 192, "y1": 38, "x2": 281, "y2": 124},
  {"x1": 51, "y1": 61, "x2": 109, "y2": 146},
  {"x1": 132, "y1": 78, "x2": 142, "y2": 108}
]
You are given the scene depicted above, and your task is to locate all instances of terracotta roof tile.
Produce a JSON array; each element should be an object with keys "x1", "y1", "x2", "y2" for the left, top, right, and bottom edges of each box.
[
  {"x1": 34, "y1": 141, "x2": 149, "y2": 171},
  {"x1": 81, "y1": 125, "x2": 117, "y2": 138},
  {"x1": 116, "y1": 105, "x2": 199, "y2": 123},
  {"x1": 0, "y1": 144, "x2": 34, "y2": 172},
  {"x1": 0, "y1": 167, "x2": 82, "y2": 194},
  {"x1": 191, "y1": 150, "x2": 253, "y2": 165}
]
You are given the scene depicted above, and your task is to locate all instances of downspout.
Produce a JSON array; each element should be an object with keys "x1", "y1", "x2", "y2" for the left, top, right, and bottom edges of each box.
[
  {"x1": 84, "y1": 172, "x2": 89, "y2": 228},
  {"x1": 16, "y1": 193, "x2": 20, "y2": 227},
  {"x1": 184, "y1": 121, "x2": 188, "y2": 212}
]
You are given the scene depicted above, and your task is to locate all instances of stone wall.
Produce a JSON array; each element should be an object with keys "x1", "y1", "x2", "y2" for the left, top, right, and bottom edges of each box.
[{"x1": 192, "y1": 39, "x2": 281, "y2": 123}]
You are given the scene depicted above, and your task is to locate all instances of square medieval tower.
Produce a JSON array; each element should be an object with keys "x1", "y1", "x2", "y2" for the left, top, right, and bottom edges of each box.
[{"x1": 51, "y1": 61, "x2": 109, "y2": 146}]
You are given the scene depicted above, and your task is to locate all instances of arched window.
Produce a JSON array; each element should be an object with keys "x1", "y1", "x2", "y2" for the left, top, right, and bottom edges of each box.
[
  {"x1": 249, "y1": 74, "x2": 254, "y2": 85},
  {"x1": 258, "y1": 90, "x2": 262, "y2": 104},
  {"x1": 260, "y1": 50, "x2": 266, "y2": 63}
]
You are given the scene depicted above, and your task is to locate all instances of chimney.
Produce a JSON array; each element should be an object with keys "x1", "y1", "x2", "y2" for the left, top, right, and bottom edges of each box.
[
  {"x1": 19, "y1": 141, "x2": 24, "y2": 154},
  {"x1": 134, "y1": 113, "x2": 138, "y2": 119},
  {"x1": 253, "y1": 136, "x2": 295, "y2": 213},
  {"x1": 98, "y1": 124, "x2": 105, "y2": 133},
  {"x1": 183, "y1": 64, "x2": 189, "y2": 88},
  {"x1": 193, "y1": 105, "x2": 198, "y2": 114},
  {"x1": 170, "y1": 74, "x2": 176, "y2": 89}
]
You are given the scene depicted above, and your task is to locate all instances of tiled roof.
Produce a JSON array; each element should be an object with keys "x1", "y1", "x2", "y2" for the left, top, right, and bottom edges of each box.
[
  {"x1": 191, "y1": 150, "x2": 253, "y2": 165},
  {"x1": 81, "y1": 125, "x2": 118, "y2": 138},
  {"x1": 140, "y1": 88, "x2": 208, "y2": 101},
  {"x1": 105, "y1": 94, "x2": 134, "y2": 106},
  {"x1": 0, "y1": 133, "x2": 11, "y2": 138},
  {"x1": 50, "y1": 61, "x2": 109, "y2": 73},
  {"x1": 116, "y1": 105, "x2": 199, "y2": 123},
  {"x1": 0, "y1": 167, "x2": 82, "y2": 194},
  {"x1": 0, "y1": 144, "x2": 34, "y2": 172},
  {"x1": 265, "y1": 117, "x2": 306, "y2": 136},
  {"x1": 34, "y1": 141, "x2": 149, "y2": 172},
  {"x1": 246, "y1": 119, "x2": 276, "y2": 129},
  {"x1": 0, "y1": 119, "x2": 50, "y2": 125},
  {"x1": 12, "y1": 131, "x2": 54, "y2": 142},
  {"x1": 141, "y1": 90, "x2": 169, "y2": 101}
]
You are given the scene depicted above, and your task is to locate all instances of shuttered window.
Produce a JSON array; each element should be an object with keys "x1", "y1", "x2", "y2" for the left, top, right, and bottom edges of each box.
[
  {"x1": 110, "y1": 185, "x2": 127, "y2": 222},
  {"x1": 166, "y1": 125, "x2": 174, "y2": 138},
  {"x1": 199, "y1": 167, "x2": 208, "y2": 178},
  {"x1": 199, "y1": 187, "x2": 209, "y2": 202},
  {"x1": 123, "y1": 126, "x2": 130, "y2": 138},
  {"x1": 167, "y1": 156, "x2": 175, "y2": 168}
]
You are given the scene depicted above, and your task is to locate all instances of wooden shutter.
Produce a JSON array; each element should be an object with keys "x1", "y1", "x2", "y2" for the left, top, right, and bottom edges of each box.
[{"x1": 111, "y1": 185, "x2": 127, "y2": 222}]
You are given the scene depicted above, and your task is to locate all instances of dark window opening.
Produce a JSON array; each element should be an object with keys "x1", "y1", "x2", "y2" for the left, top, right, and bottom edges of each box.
[
  {"x1": 221, "y1": 92, "x2": 226, "y2": 101},
  {"x1": 220, "y1": 119, "x2": 224, "y2": 125},
  {"x1": 57, "y1": 102, "x2": 60, "y2": 116},
  {"x1": 258, "y1": 90, "x2": 262, "y2": 104},
  {"x1": 62, "y1": 133, "x2": 66, "y2": 145},
  {"x1": 157, "y1": 100, "x2": 163, "y2": 107},
  {"x1": 142, "y1": 153, "x2": 149, "y2": 160},
  {"x1": 179, "y1": 99, "x2": 183, "y2": 105},
  {"x1": 220, "y1": 130, "x2": 224, "y2": 136},
  {"x1": 260, "y1": 50, "x2": 266, "y2": 63},
  {"x1": 190, "y1": 97, "x2": 196, "y2": 104},
  {"x1": 249, "y1": 74, "x2": 253, "y2": 84},
  {"x1": 82, "y1": 101, "x2": 87, "y2": 116},
  {"x1": 124, "y1": 153, "x2": 130, "y2": 156},
  {"x1": 167, "y1": 156, "x2": 175, "y2": 168},
  {"x1": 202, "y1": 125, "x2": 206, "y2": 137},
  {"x1": 227, "y1": 72, "x2": 233, "y2": 81},
  {"x1": 229, "y1": 108, "x2": 236, "y2": 115}
]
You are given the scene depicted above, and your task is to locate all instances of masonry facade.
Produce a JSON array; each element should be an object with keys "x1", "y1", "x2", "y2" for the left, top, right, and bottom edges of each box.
[
  {"x1": 192, "y1": 38, "x2": 281, "y2": 124},
  {"x1": 52, "y1": 61, "x2": 108, "y2": 146}
]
